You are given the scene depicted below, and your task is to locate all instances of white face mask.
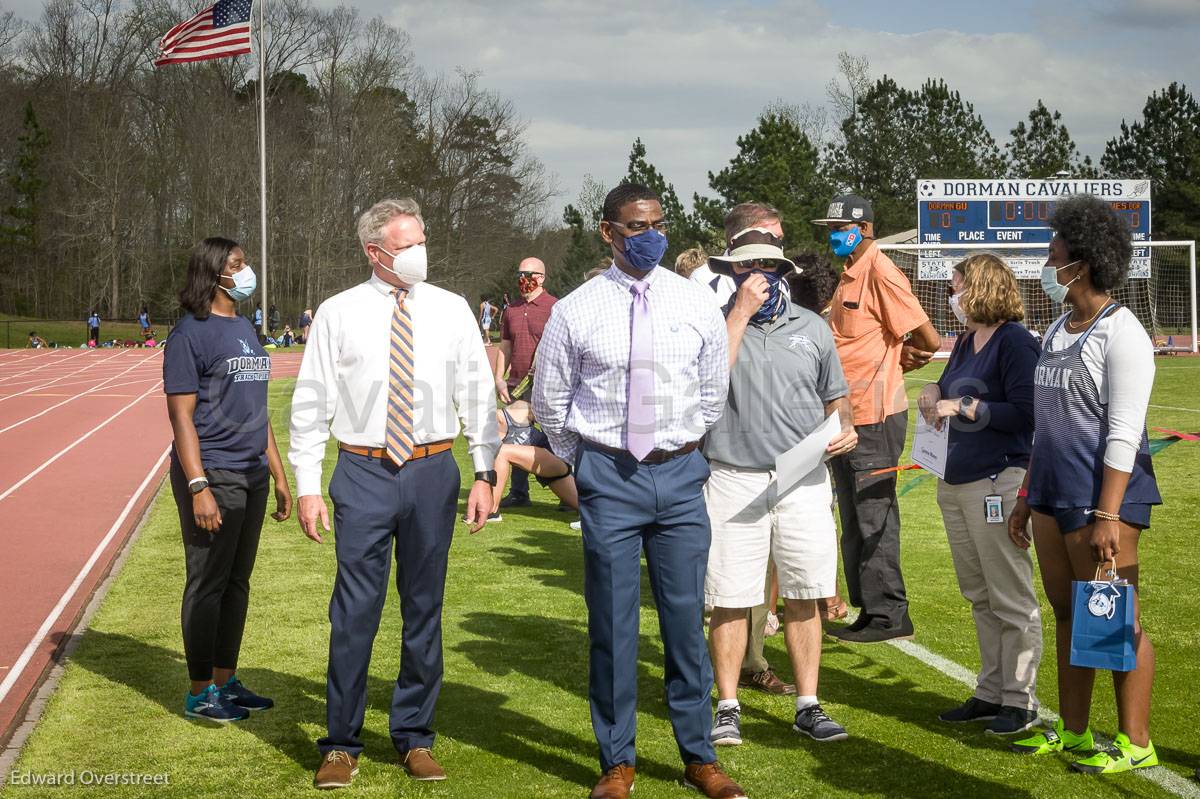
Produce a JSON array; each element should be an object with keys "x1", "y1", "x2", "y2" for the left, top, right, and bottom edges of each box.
[
  {"x1": 376, "y1": 243, "x2": 427, "y2": 285},
  {"x1": 948, "y1": 293, "x2": 968, "y2": 325}
]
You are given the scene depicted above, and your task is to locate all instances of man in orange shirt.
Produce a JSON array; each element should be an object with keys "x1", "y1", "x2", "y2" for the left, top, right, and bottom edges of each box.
[{"x1": 813, "y1": 194, "x2": 941, "y2": 644}]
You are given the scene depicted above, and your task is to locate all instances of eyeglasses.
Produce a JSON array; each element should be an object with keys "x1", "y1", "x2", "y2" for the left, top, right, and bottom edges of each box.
[
  {"x1": 608, "y1": 220, "x2": 670, "y2": 234},
  {"x1": 517, "y1": 271, "x2": 544, "y2": 279}
]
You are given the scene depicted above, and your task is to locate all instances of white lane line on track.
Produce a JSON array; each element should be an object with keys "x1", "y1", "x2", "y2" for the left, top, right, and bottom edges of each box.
[
  {"x1": 0, "y1": 352, "x2": 163, "y2": 436},
  {"x1": 1149, "y1": 404, "x2": 1200, "y2": 414},
  {"x1": 0, "y1": 379, "x2": 163, "y2": 502},
  {"x1": 0, "y1": 445, "x2": 170, "y2": 707},
  {"x1": 886, "y1": 637, "x2": 1200, "y2": 797},
  {"x1": 0, "y1": 351, "x2": 126, "y2": 403},
  {"x1": 0, "y1": 351, "x2": 90, "y2": 384}
]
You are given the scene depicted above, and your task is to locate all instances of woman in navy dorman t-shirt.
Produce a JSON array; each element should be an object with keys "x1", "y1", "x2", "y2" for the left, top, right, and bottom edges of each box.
[{"x1": 163, "y1": 237, "x2": 293, "y2": 723}]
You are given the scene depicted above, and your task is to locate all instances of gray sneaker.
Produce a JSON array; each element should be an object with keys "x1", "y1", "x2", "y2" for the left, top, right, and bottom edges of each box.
[
  {"x1": 710, "y1": 705, "x2": 742, "y2": 746},
  {"x1": 793, "y1": 704, "x2": 848, "y2": 742}
]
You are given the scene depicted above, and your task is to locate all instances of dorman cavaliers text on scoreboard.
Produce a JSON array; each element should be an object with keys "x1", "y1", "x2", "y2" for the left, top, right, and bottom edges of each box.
[{"x1": 916, "y1": 179, "x2": 1152, "y2": 279}]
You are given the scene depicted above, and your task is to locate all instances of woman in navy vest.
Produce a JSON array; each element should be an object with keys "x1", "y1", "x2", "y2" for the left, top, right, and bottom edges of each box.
[
  {"x1": 163, "y1": 238, "x2": 293, "y2": 723},
  {"x1": 1007, "y1": 196, "x2": 1161, "y2": 774}
]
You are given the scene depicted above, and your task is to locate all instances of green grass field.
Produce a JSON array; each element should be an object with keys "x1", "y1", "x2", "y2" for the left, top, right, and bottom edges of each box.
[{"x1": 5, "y1": 361, "x2": 1200, "y2": 798}]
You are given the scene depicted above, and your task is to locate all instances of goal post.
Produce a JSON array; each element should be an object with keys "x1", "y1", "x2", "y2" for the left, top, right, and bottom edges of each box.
[{"x1": 877, "y1": 241, "x2": 1198, "y2": 354}]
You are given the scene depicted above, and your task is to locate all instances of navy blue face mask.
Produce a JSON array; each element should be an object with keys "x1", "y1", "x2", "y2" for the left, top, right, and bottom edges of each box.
[
  {"x1": 619, "y1": 229, "x2": 669, "y2": 272},
  {"x1": 732, "y1": 269, "x2": 786, "y2": 323}
]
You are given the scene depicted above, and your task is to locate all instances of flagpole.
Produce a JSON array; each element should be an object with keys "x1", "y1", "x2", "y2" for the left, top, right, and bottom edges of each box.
[{"x1": 257, "y1": 0, "x2": 268, "y2": 338}]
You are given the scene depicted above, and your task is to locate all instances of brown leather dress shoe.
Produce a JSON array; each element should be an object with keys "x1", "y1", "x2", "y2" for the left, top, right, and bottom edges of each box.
[
  {"x1": 590, "y1": 763, "x2": 635, "y2": 799},
  {"x1": 738, "y1": 668, "x2": 796, "y2": 696},
  {"x1": 683, "y1": 762, "x2": 747, "y2": 798},
  {"x1": 314, "y1": 750, "x2": 358, "y2": 789},
  {"x1": 401, "y1": 747, "x2": 447, "y2": 781}
]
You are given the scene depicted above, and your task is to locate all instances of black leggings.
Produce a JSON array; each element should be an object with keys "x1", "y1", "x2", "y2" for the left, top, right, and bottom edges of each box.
[{"x1": 169, "y1": 458, "x2": 269, "y2": 682}]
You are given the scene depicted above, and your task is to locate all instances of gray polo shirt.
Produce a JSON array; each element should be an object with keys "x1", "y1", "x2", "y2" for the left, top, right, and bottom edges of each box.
[{"x1": 703, "y1": 298, "x2": 849, "y2": 470}]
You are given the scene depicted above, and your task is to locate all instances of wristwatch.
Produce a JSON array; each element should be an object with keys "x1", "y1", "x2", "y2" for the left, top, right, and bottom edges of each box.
[
  {"x1": 475, "y1": 470, "x2": 497, "y2": 487},
  {"x1": 959, "y1": 396, "x2": 976, "y2": 417},
  {"x1": 188, "y1": 477, "x2": 210, "y2": 495}
]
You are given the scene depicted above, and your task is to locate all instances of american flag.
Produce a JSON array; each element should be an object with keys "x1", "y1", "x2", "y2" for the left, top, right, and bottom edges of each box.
[{"x1": 154, "y1": 0, "x2": 253, "y2": 67}]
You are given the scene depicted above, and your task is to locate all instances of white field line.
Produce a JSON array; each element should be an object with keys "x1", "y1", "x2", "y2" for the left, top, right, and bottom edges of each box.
[
  {"x1": 0, "y1": 445, "x2": 170, "y2": 707},
  {"x1": 0, "y1": 379, "x2": 163, "y2": 502},
  {"x1": 1149, "y1": 404, "x2": 1200, "y2": 414},
  {"x1": 0, "y1": 352, "x2": 162, "y2": 436},
  {"x1": 884, "y1": 635, "x2": 1200, "y2": 797},
  {"x1": 0, "y1": 351, "x2": 126, "y2": 403},
  {"x1": 0, "y1": 351, "x2": 89, "y2": 384}
]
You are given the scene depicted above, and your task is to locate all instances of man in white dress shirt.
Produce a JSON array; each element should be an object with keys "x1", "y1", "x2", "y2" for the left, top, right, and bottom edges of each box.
[
  {"x1": 533, "y1": 183, "x2": 746, "y2": 799},
  {"x1": 290, "y1": 198, "x2": 499, "y2": 789}
]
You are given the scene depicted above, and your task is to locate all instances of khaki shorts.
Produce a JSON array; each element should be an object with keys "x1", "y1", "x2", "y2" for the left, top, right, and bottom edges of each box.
[{"x1": 704, "y1": 461, "x2": 837, "y2": 607}]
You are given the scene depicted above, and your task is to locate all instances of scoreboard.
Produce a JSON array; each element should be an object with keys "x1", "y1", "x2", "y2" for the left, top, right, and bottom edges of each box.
[{"x1": 916, "y1": 179, "x2": 1152, "y2": 279}]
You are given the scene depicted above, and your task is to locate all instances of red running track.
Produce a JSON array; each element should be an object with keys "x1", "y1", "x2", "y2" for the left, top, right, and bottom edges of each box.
[{"x1": 0, "y1": 347, "x2": 303, "y2": 746}]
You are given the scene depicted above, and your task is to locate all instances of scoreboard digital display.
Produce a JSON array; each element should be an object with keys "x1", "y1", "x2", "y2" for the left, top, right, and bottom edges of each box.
[{"x1": 916, "y1": 180, "x2": 1152, "y2": 279}]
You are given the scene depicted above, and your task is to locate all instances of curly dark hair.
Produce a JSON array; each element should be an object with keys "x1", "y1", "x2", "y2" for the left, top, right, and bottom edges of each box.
[
  {"x1": 1047, "y1": 195, "x2": 1133, "y2": 292},
  {"x1": 789, "y1": 253, "x2": 841, "y2": 313},
  {"x1": 179, "y1": 237, "x2": 239, "y2": 319}
]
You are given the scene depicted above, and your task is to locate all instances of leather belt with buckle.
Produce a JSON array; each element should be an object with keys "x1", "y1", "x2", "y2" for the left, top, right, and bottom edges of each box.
[
  {"x1": 338, "y1": 440, "x2": 453, "y2": 461},
  {"x1": 584, "y1": 439, "x2": 700, "y2": 464}
]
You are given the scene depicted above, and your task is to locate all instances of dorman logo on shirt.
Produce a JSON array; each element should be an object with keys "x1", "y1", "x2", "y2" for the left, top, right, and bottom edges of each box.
[
  {"x1": 788, "y1": 334, "x2": 816, "y2": 354},
  {"x1": 227, "y1": 341, "x2": 270, "y2": 383}
]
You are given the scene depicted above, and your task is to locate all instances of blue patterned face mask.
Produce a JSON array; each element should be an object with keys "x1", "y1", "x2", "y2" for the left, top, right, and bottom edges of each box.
[
  {"x1": 732, "y1": 269, "x2": 786, "y2": 323},
  {"x1": 829, "y1": 227, "x2": 861, "y2": 257}
]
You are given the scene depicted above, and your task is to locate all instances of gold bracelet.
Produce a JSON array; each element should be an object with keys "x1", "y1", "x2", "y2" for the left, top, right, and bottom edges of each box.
[{"x1": 1092, "y1": 509, "x2": 1121, "y2": 522}]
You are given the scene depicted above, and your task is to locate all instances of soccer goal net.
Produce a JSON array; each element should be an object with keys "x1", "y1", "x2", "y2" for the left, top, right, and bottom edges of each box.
[{"x1": 879, "y1": 241, "x2": 1198, "y2": 353}]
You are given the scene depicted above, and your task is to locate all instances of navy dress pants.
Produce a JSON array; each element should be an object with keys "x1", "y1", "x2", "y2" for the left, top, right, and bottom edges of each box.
[
  {"x1": 575, "y1": 443, "x2": 716, "y2": 771},
  {"x1": 318, "y1": 449, "x2": 460, "y2": 757}
]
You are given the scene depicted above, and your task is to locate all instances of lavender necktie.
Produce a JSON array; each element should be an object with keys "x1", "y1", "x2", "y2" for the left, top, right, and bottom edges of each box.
[{"x1": 627, "y1": 279, "x2": 655, "y2": 461}]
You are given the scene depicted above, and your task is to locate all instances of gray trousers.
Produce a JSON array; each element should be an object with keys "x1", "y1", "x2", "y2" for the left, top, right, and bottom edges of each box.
[{"x1": 937, "y1": 467, "x2": 1041, "y2": 709}]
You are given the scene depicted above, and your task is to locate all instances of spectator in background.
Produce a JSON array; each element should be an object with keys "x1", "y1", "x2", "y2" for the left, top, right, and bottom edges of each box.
[
  {"x1": 27, "y1": 331, "x2": 48, "y2": 348},
  {"x1": 674, "y1": 247, "x2": 708, "y2": 280},
  {"x1": 1007, "y1": 195, "x2": 1162, "y2": 774},
  {"x1": 87, "y1": 310, "x2": 101, "y2": 345},
  {"x1": 789, "y1": 254, "x2": 841, "y2": 320},
  {"x1": 139, "y1": 305, "x2": 152, "y2": 335},
  {"x1": 268, "y1": 304, "x2": 281, "y2": 335},
  {"x1": 479, "y1": 297, "x2": 498, "y2": 341},
  {"x1": 298, "y1": 308, "x2": 313, "y2": 343},
  {"x1": 253, "y1": 304, "x2": 263, "y2": 330},
  {"x1": 494, "y1": 257, "x2": 557, "y2": 509},
  {"x1": 917, "y1": 254, "x2": 1042, "y2": 736},
  {"x1": 788, "y1": 252, "x2": 851, "y2": 622},
  {"x1": 280, "y1": 325, "x2": 295, "y2": 347},
  {"x1": 813, "y1": 194, "x2": 942, "y2": 644}
]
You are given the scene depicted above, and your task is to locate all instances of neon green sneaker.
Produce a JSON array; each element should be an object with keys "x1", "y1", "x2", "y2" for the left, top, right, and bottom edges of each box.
[
  {"x1": 1072, "y1": 733, "x2": 1158, "y2": 774},
  {"x1": 1010, "y1": 718, "x2": 1094, "y2": 755}
]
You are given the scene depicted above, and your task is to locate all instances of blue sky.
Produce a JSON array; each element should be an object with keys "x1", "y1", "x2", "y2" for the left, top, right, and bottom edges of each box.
[{"x1": 7, "y1": 0, "x2": 1199, "y2": 216}]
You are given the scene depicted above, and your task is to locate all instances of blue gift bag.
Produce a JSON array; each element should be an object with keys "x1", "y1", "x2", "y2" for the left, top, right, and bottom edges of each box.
[{"x1": 1070, "y1": 566, "x2": 1136, "y2": 672}]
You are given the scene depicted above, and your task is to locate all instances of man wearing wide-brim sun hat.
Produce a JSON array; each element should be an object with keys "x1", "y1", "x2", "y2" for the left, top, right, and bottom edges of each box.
[{"x1": 700, "y1": 225, "x2": 860, "y2": 749}]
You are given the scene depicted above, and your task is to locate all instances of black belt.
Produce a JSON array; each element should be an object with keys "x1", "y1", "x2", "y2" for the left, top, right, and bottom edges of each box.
[{"x1": 583, "y1": 439, "x2": 700, "y2": 464}]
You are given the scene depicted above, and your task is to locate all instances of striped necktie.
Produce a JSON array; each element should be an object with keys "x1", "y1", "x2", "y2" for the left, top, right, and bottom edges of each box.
[{"x1": 387, "y1": 288, "x2": 415, "y2": 466}]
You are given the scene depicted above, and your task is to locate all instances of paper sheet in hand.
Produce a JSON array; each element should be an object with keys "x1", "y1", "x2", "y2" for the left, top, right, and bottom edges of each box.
[
  {"x1": 911, "y1": 414, "x2": 949, "y2": 479},
  {"x1": 775, "y1": 411, "x2": 840, "y2": 495}
]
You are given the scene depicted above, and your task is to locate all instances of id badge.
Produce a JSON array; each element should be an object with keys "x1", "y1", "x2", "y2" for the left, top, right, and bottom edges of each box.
[{"x1": 985, "y1": 494, "x2": 1004, "y2": 524}]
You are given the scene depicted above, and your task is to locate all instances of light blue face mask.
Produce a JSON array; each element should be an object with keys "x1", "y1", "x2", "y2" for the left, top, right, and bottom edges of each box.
[
  {"x1": 221, "y1": 266, "x2": 257, "y2": 302},
  {"x1": 1040, "y1": 259, "x2": 1080, "y2": 304},
  {"x1": 829, "y1": 227, "x2": 862, "y2": 258}
]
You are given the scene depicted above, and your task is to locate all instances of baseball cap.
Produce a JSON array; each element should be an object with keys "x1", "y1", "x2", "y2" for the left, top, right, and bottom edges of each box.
[{"x1": 811, "y1": 194, "x2": 873, "y2": 225}]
